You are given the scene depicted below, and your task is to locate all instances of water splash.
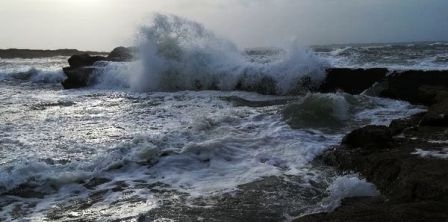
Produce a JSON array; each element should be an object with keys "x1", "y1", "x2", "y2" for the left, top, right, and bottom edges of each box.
[{"x1": 96, "y1": 14, "x2": 327, "y2": 94}]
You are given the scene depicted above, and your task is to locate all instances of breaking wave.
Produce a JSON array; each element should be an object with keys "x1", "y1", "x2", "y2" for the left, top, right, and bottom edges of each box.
[
  {"x1": 0, "y1": 68, "x2": 65, "y2": 83},
  {"x1": 95, "y1": 14, "x2": 328, "y2": 94}
]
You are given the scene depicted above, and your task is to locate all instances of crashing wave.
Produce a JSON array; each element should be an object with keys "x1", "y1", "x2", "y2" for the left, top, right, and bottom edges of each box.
[{"x1": 94, "y1": 14, "x2": 328, "y2": 95}]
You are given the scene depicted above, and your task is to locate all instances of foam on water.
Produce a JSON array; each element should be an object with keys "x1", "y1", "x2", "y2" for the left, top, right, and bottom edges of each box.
[
  {"x1": 315, "y1": 42, "x2": 448, "y2": 70},
  {"x1": 0, "y1": 83, "x2": 425, "y2": 220}
]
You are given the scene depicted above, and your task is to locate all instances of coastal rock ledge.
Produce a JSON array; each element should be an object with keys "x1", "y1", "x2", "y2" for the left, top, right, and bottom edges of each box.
[{"x1": 296, "y1": 97, "x2": 448, "y2": 221}]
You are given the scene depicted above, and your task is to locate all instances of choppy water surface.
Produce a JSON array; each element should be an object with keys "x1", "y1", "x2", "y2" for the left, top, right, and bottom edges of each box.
[
  {"x1": 0, "y1": 15, "x2": 437, "y2": 222},
  {"x1": 0, "y1": 79, "x2": 424, "y2": 221}
]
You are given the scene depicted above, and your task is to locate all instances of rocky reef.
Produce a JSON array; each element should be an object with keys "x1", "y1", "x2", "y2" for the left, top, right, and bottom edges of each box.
[
  {"x1": 297, "y1": 86, "x2": 448, "y2": 221},
  {"x1": 58, "y1": 49, "x2": 448, "y2": 221}
]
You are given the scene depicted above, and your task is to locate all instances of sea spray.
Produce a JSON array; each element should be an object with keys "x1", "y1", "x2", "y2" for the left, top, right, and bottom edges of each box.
[{"x1": 95, "y1": 14, "x2": 328, "y2": 94}]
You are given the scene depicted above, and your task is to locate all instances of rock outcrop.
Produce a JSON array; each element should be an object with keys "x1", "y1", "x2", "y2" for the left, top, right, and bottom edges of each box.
[
  {"x1": 62, "y1": 47, "x2": 135, "y2": 89},
  {"x1": 320, "y1": 68, "x2": 388, "y2": 94},
  {"x1": 297, "y1": 98, "x2": 448, "y2": 221},
  {"x1": 378, "y1": 70, "x2": 448, "y2": 105}
]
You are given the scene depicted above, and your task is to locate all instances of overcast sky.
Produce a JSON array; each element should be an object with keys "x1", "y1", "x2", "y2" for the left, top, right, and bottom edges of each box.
[{"x1": 1, "y1": 0, "x2": 447, "y2": 51}]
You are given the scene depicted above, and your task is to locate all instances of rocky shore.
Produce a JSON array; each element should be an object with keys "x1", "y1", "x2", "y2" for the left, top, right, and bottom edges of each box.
[
  {"x1": 297, "y1": 81, "x2": 448, "y2": 221},
  {"x1": 58, "y1": 49, "x2": 448, "y2": 221}
]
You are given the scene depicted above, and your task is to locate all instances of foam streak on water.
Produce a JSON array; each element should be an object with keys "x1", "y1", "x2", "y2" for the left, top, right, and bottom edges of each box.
[{"x1": 0, "y1": 14, "x2": 435, "y2": 221}]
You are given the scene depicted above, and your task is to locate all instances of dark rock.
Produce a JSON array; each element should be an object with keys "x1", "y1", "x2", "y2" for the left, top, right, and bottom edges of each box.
[
  {"x1": 296, "y1": 197, "x2": 448, "y2": 222},
  {"x1": 379, "y1": 70, "x2": 448, "y2": 105},
  {"x1": 61, "y1": 67, "x2": 98, "y2": 89},
  {"x1": 67, "y1": 53, "x2": 107, "y2": 69},
  {"x1": 421, "y1": 99, "x2": 448, "y2": 126},
  {"x1": 107, "y1": 46, "x2": 135, "y2": 61},
  {"x1": 341, "y1": 125, "x2": 392, "y2": 149},
  {"x1": 320, "y1": 68, "x2": 388, "y2": 94},
  {"x1": 388, "y1": 113, "x2": 425, "y2": 135}
]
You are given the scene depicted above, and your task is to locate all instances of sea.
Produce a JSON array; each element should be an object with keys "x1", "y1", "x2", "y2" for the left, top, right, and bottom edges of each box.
[{"x1": 0, "y1": 15, "x2": 445, "y2": 221}]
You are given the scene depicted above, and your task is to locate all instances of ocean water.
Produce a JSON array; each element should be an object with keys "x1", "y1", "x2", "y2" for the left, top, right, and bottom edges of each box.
[{"x1": 0, "y1": 15, "x2": 437, "y2": 221}]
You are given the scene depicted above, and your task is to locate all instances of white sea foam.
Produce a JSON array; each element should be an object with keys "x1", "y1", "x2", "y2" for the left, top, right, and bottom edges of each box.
[
  {"x1": 95, "y1": 14, "x2": 327, "y2": 94},
  {"x1": 412, "y1": 148, "x2": 448, "y2": 159},
  {"x1": 319, "y1": 175, "x2": 379, "y2": 212}
]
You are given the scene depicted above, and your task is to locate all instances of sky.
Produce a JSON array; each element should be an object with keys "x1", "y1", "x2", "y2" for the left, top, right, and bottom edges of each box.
[{"x1": 0, "y1": 0, "x2": 447, "y2": 51}]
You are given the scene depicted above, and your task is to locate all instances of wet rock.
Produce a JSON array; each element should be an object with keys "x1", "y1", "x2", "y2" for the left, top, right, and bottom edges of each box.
[
  {"x1": 388, "y1": 113, "x2": 425, "y2": 135},
  {"x1": 62, "y1": 47, "x2": 136, "y2": 89},
  {"x1": 296, "y1": 197, "x2": 448, "y2": 222},
  {"x1": 341, "y1": 125, "x2": 392, "y2": 149},
  {"x1": 309, "y1": 96, "x2": 448, "y2": 221},
  {"x1": 421, "y1": 99, "x2": 448, "y2": 126},
  {"x1": 61, "y1": 67, "x2": 98, "y2": 89},
  {"x1": 379, "y1": 70, "x2": 448, "y2": 105},
  {"x1": 68, "y1": 53, "x2": 107, "y2": 69},
  {"x1": 319, "y1": 68, "x2": 388, "y2": 94}
]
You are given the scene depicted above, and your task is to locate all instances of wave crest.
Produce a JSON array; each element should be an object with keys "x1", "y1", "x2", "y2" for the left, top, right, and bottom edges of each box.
[{"x1": 96, "y1": 14, "x2": 327, "y2": 94}]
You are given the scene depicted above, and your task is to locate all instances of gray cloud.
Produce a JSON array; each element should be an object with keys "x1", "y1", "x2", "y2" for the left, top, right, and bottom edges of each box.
[{"x1": 0, "y1": 0, "x2": 447, "y2": 50}]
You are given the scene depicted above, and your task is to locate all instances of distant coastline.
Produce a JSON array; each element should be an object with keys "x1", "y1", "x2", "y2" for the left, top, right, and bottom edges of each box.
[{"x1": 0, "y1": 48, "x2": 107, "y2": 59}]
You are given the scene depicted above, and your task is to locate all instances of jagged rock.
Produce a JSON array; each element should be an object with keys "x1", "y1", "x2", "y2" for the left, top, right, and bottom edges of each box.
[
  {"x1": 310, "y1": 97, "x2": 448, "y2": 221},
  {"x1": 341, "y1": 125, "x2": 392, "y2": 149},
  {"x1": 319, "y1": 68, "x2": 388, "y2": 94},
  {"x1": 323, "y1": 122, "x2": 448, "y2": 202}
]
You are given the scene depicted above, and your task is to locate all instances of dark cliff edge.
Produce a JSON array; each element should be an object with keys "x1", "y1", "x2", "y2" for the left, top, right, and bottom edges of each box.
[{"x1": 0, "y1": 49, "x2": 107, "y2": 59}]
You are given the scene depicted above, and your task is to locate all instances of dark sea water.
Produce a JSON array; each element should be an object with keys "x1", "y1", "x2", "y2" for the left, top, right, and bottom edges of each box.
[{"x1": 0, "y1": 15, "x2": 440, "y2": 221}]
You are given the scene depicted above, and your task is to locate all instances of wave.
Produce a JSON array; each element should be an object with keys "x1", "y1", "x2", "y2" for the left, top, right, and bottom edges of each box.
[
  {"x1": 94, "y1": 14, "x2": 328, "y2": 95},
  {"x1": 0, "y1": 67, "x2": 65, "y2": 83}
]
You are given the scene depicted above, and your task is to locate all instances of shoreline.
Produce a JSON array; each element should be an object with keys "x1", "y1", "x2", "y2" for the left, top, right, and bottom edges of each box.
[
  {"x1": 296, "y1": 87, "x2": 448, "y2": 221},
  {"x1": 59, "y1": 49, "x2": 448, "y2": 220}
]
